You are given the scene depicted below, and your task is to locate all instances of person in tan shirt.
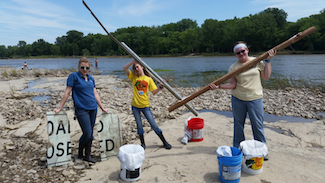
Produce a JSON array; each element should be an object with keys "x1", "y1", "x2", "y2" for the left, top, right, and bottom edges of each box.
[{"x1": 210, "y1": 41, "x2": 276, "y2": 160}]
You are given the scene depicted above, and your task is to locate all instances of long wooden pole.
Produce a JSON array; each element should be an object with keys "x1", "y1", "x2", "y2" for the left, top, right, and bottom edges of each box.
[
  {"x1": 82, "y1": 0, "x2": 199, "y2": 116},
  {"x1": 168, "y1": 26, "x2": 316, "y2": 112}
]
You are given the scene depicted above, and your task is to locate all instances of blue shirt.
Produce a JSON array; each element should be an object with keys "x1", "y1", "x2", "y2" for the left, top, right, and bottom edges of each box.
[{"x1": 67, "y1": 72, "x2": 97, "y2": 110}]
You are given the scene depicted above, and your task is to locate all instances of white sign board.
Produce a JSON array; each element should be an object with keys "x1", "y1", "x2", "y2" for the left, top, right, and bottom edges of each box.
[
  {"x1": 97, "y1": 112, "x2": 123, "y2": 161},
  {"x1": 46, "y1": 111, "x2": 71, "y2": 167}
]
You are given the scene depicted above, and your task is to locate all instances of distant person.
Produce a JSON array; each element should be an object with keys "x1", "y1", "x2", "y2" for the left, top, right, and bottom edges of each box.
[
  {"x1": 123, "y1": 59, "x2": 171, "y2": 150},
  {"x1": 210, "y1": 41, "x2": 276, "y2": 161},
  {"x1": 95, "y1": 58, "x2": 98, "y2": 68},
  {"x1": 90, "y1": 59, "x2": 93, "y2": 67},
  {"x1": 54, "y1": 57, "x2": 109, "y2": 163},
  {"x1": 23, "y1": 62, "x2": 29, "y2": 70}
]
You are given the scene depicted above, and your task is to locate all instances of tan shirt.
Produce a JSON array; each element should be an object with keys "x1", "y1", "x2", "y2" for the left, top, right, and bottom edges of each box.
[{"x1": 229, "y1": 57, "x2": 265, "y2": 101}]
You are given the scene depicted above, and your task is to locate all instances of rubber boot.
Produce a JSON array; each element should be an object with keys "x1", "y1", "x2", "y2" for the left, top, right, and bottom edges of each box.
[
  {"x1": 84, "y1": 141, "x2": 95, "y2": 163},
  {"x1": 78, "y1": 143, "x2": 85, "y2": 159},
  {"x1": 157, "y1": 132, "x2": 172, "y2": 149},
  {"x1": 139, "y1": 134, "x2": 146, "y2": 150}
]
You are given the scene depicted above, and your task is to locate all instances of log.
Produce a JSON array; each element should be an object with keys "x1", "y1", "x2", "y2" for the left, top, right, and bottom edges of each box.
[{"x1": 168, "y1": 26, "x2": 316, "y2": 113}]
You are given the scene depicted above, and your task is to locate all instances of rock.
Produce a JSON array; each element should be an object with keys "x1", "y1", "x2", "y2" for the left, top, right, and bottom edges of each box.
[
  {"x1": 27, "y1": 169, "x2": 37, "y2": 174},
  {"x1": 1, "y1": 76, "x2": 325, "y2": 182},
  {"x1": 5, "y1": 145, "x2": 15, "y2": 150},
  {"x1": 73, "y1": 165, "x2": 86, "y2": 170},
  {"x1": 62, "y1": 170, "x2": 70, "y2": 177},
  {"x1": 0, "y1": 141, "x2": 4, "y2": 151}
]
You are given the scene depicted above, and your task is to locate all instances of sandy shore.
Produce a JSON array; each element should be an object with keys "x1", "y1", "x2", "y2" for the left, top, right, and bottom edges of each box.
[
  {"x1": 1, "y1": 74, "x2": 325, "y2": 183},
  {"x1": 78, "y1": 112, "x2": 325, "y2": 183}
]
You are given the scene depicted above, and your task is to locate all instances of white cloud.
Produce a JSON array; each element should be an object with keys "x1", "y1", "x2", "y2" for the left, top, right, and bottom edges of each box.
[{"x1": 0, "y1": 0, "x2": 78, "y2": 30}]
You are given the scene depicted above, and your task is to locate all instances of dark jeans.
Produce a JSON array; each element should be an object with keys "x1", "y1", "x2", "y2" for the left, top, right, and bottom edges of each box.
[{"x1": 75, "y1": 108, "x2": 97, "y2": 146}]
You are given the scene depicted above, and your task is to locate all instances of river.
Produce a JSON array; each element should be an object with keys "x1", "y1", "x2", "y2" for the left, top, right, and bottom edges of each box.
[{"x1": 1, "y1": 54, "x2": 325, "y2": 87}]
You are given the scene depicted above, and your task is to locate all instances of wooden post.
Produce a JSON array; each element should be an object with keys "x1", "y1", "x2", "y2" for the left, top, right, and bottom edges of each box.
[{"x1": 168, "y1": 26, "x2": 316, "y2": 113}]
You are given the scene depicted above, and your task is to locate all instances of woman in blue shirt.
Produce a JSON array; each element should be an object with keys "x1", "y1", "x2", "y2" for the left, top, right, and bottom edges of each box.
[{"x1": 54, "y1": 57, "x2": 108, "y2": 163}]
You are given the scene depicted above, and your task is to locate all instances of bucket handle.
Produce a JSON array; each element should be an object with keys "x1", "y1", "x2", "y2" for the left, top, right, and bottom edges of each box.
[{"x1": 237, "y1": 149, "x2": 242, "y2": 156}]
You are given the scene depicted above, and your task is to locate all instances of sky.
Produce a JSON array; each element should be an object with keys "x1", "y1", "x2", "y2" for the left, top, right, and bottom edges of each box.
[{"x1": 0, "y1": 0, "x2": 324, "y2": 47}]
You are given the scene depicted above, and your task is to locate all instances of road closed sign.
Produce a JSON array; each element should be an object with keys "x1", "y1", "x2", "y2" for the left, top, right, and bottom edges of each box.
[
  {"x1": 46, "y1": 111, "x2": 71, "y2": 167},
  {"x1": 97, "y1": 112, "x2": 123, "y2": 161}
]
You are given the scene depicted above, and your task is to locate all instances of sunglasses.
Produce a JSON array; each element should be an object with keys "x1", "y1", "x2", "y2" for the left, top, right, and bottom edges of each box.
[
  {"x1": 80, "y1": 66, "x2": 90, "y2": 70},
  {"x1": 235, "y1": 49, "x2": 246, "y2": 55}
]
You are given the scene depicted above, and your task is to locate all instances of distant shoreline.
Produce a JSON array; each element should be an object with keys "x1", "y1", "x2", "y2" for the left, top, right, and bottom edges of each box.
[{"x1": 1, "y1": 51, "x2": 325, "y2": 60}]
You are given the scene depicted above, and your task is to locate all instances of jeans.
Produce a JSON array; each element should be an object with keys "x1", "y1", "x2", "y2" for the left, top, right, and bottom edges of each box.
[
  {"x1": 132, "y1": 106, "x2": 162, "y2": 135},
  {"x1": 231, "y1": 96, "x2": 266, "y2": 148},
  {"x1": 75, "y1": 108, "x2": 97, "y2": 146}
]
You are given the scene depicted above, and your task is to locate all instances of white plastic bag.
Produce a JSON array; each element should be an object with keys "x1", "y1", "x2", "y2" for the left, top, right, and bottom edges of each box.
[
  {"x1": 181, "y1": 116, "x2": 192, "y2": 144},
  {"x1": 239, "y1": 140, "x2": 268, "y2": 158},
  {"x1": 216, "y1": 145, "x2": 233, "y2": 157},
  {"x1": 117, "y1": 144, "x2": 145, "y2": 171}
]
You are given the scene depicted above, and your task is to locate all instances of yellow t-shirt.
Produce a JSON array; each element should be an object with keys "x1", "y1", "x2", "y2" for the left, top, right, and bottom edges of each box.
[
  {"x1": 229, "y1": 57, "x2": 265, "y2": 101},
  {"x1": 127, "y1": 70, "x2": 157, "y2": 108}
]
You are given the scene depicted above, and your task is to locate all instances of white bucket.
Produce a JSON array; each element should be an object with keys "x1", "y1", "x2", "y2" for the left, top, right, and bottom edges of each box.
[
  {"x1": 117, "y1": 144, "x2": 145, "y2": 182},
  {"x1": 239, "y1": 140, "x2": 268, "y2": 175}
]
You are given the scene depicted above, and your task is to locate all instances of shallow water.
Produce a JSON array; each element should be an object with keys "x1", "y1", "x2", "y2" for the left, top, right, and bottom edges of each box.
[
  {"x1": 32, "y1": 95, "x2": 52, "y2": 106},
  {"x1": 22, "y1": 78, "x2": 49, "y2": 93},
  {"x1": 21, "y1": 78, "x2": 65, "y2": 93}
]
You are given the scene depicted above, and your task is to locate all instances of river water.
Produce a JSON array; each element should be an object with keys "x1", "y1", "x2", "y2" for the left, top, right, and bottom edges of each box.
[
  {"x1": 1, "y1": 54, "x2": 325, "y2": 87},
  {"x1": 1, "y1": 55, "x2": 323, "y2": 122}
]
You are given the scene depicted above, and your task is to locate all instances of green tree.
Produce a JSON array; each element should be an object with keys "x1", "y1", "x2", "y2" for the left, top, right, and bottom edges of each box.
[
  {"x1": 201, "y1": 19, "x2": 219, "y2": 53},
  {"x1": 310, "y1": 9, "x2": 325, "y2": 50},
  {"x1": 168, "y1": 31, "x2": 181, "y2": 54},
  {"x1": 294, "y1": 17, "x2": 320, "y2": 51},
  {"x1": 55, "y1": 36, "x2": 67, "y2": 55},
  {"x1": 66, "y1": 30, "x2": 84, "y2": 55},
  {"x1": 242, "y1": 12, "x2": 277, "y2": 51},
  {"x1": 71, "y1": 43, "x2": 79, "y2": 56},
  {"x1": 50, "y1": 45, "x2": 60, "y2": 56},
  {"x1": 31, "y1": 39, "x2": 51, "y2": 56},
  {"x1": 158, "y1": 37, "x2": 172, "y2": 54},
  {"x1": 7, "y1": 46, "x2": 19, "y2": 57},
  {"x1": 262, "y1": 8, "x2": 288, "y2": 29},
  {"x1": 66, "y1": 30, "x2": 83, "y2": 43},
  {"x1": 180, "y1": 28, "x2": 200, "y2": 53},
  {"x1": 175, "y1": 19, "x2": 198, "y2": 32},
  {"x1": 17, "y1": 40, "x2": 27, "y2": 57},
  {"x1": 91, "y1": 37, "x2": 101, "y2": 56},
  {"x1": 0, "y1": 45, "x2": 8, "y2": 58},
  {"x1": 82, "y1": 34, "x2": 95, "y2": 56},
  {"x1": 82, "y1": 48, "x2": 91, "y2": 56},
  {"x1": 98, "y1": 35, "x2": 113, "y2": 56}
]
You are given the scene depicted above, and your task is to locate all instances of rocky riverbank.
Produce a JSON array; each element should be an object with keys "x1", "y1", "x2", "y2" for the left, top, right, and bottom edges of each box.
[{"x1": 0, "y1": 70, "x2": 325, "y2": 182}]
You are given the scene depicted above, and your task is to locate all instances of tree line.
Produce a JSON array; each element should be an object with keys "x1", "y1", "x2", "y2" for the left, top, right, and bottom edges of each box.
[{"x1": 1, "y1": 8, "x2": 324, "y2": 58}]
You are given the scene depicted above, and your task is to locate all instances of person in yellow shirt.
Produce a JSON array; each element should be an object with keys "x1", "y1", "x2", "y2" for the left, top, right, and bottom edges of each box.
[
  {"x1": 210, "y1": 41, "x2": 276, "y2": 160},
  {"x1": 123, "y1": 59, "x2": 171, "y2": 150}
]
